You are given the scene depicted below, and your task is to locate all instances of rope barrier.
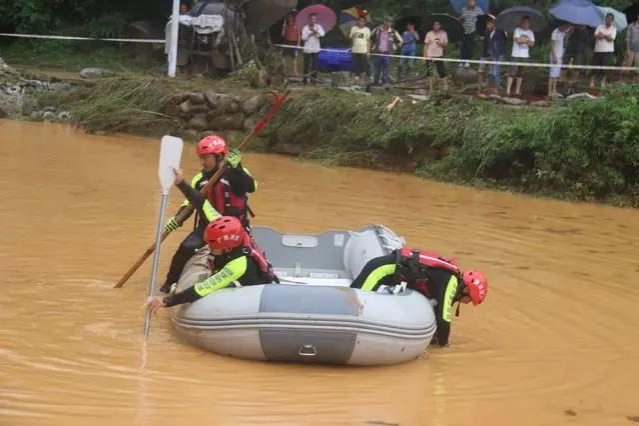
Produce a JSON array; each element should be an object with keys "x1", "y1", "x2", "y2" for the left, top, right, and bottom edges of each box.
[{"x1": 0, "y1": 33, "x2": 164, "y2": 44}]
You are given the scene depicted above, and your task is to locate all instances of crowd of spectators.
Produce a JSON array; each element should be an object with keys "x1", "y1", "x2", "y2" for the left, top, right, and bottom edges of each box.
[{"x1": 279, "y1": 1, "x2": 639, "y2": 96}]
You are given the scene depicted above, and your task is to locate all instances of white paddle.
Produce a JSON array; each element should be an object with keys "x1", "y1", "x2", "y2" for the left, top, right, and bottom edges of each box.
[{"x1": 143, "y1": 135, "x2": 183, "y2": 337}]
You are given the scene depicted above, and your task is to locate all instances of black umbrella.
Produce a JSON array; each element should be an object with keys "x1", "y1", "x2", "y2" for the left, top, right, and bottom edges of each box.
[
  {"x1": 476, "y1": 13, "x2": 496, "y2": 35},
  {"x1": 245, "y1": 0, "x2": 298, "y2": 33},
  {"x1": 496, "y1": 6, "x2": 547, "y2": 32},
  {"x1": 424, "y1": 13, "x2": 464, "y2": 41},
  {"x1": 423, "y1": 13, "x2": 464, "y2": 42},
  {"x1": 188, "y1": 0, "x2": 226, "y2": 17},
  {"x1": 395, "y1": 15, "x2": 425, "y2": 37},
  {"x1": 624, "y1": 2, "x2": 639, "y2": 23}
]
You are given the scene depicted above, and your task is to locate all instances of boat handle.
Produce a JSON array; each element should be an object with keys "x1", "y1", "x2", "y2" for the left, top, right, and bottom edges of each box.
[{"x1": 299, "y1": 344, "x2": 317, "y2": 357}]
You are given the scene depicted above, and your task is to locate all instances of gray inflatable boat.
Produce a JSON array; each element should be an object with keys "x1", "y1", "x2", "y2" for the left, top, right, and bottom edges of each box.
[{"x1": 170, "y1": 225, "x2": 436, "y2": 366}]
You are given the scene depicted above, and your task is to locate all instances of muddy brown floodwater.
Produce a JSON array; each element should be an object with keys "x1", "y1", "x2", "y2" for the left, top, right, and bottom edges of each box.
[{"x1": 1, "y1": 119, "x2": 638, "y2": 426}]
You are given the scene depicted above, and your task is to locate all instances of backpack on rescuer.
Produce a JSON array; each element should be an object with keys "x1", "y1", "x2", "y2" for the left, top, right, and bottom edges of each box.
[
  {"x1": 395, "y1": 248, "x2": 460, "y2": 295},
  {"x1": 242, "y1": 234, "x2": 279, "y2": 284},
  {"x1": 396, "y1": 247, "x2": 460, "y2": 277}
]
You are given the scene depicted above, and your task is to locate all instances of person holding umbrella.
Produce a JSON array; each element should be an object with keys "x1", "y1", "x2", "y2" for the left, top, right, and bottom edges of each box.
[
  {"x1": 590, "y1": 13, "x2": 617, "y2": 89},
  {"x1": 371, "y1": 16, "x2": 403, "y2": 86},
  {"x1": 623, "y1": 13, "x2": 639, "y2": 82},
  {"x1": 301, "y1": 13, "x2": 326, "y2": 85},
  {"x1": 459, "y1": 0, "x2": 485, "y2": 67},
  {"x1": 548, "y1": 22, "x2": 573, "y2": 97},
  {"x1": 564, "y1": 24, "x2": 592, "y2": 82},
  {"x1": 506, "y1": 16, "x2": 535, "y2": 97}
]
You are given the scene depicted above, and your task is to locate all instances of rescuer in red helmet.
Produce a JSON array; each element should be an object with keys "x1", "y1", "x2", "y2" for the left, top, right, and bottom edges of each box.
[
  {"x1": 350, "y1": 248, "x2": 488, "y2": 347},
  {"x1": 146, "y1": 216, "x2": 276, "y2": 311},
  {"x1": 159, "y1": 135, "x2": 256, "y2": 294}
]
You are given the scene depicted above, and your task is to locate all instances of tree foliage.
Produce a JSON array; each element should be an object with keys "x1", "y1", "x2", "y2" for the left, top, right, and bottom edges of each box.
[{"x1": 0, "y1": 0, "x2": 634, "y2": 33}]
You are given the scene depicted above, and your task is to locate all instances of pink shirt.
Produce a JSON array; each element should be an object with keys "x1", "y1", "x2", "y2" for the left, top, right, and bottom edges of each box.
[
  {"x1": 378, "y1": 30, "x2": 390, "y2": 52},
  {"x1": 424, "y1": 30, "x2": 448, "y2": 58}
]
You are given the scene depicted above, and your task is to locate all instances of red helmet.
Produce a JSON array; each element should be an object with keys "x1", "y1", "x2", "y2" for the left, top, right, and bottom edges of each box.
[
  {"x1": 462, "y1": 269, "x2": 488, "y2": 305},
  {"x1": 205, "y1": 216, "x2": 246, "y2": 251},
  {"x1": 197, "y1": 135, "x2": 228, "y2": 157}
]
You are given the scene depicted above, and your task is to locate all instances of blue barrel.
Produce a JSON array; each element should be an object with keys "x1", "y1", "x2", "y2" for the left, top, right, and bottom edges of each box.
[{"x1": 317, "y1": 48, "x2": 352, "y2": 73}]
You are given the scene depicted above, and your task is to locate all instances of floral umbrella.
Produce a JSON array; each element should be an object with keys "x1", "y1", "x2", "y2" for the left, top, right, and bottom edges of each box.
[{"x1": 296, "y1": 4, "x2": 337, "y2": 33}]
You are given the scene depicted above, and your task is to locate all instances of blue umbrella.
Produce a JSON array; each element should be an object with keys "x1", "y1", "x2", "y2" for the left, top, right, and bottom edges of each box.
[
  {"x1": 450, "y1": 0, "x2": 490, "y2": 14},
  {"x1": 598, "y1": 6, "x2": 628, "y2": 31},
  {"x1": 550, "y1": 0, "x2": 603, "y2": 27}
]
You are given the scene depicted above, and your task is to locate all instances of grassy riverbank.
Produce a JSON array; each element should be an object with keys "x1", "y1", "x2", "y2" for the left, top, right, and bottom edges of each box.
[
  {"x1": 32, "y1": 75, "x2": 639, "y2": 207},
  {"x1": 265, "y1": 86, "x2": 639, "y2": 207}
]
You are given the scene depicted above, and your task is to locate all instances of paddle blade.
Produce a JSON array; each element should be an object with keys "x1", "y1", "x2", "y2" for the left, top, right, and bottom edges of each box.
[{"x1": 158, "y1": 136, "x2": 183, "y2": 193}]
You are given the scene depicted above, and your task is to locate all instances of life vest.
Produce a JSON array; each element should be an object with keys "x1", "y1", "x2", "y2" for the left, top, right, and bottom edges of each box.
[
  {"x1": 206, "y1": 177, "x2": 250, "y2": 225},
  {"x1": 242, "y1": 233, "x2": 279, "y2": 284},
  {"x1": 207, "y1": 236, "x2": 279, "y2": 284},
  {"x1": 395, "y1": 248, "x2": 461, "y2": 297}
]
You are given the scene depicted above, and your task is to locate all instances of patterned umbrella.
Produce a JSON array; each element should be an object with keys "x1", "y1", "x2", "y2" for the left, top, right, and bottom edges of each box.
[
  {"x1": 598, "y1": 6, "x2": 628, "y2": 31},
  {"x1": 496, "y1": 6, "x2": 547, "y2": 32},
  {"x1": 339, "y1": 7, "x2": 373, "y2": 38},
  {"x1": 296, "y1": 4, "x2": 337, "y2": 34}
]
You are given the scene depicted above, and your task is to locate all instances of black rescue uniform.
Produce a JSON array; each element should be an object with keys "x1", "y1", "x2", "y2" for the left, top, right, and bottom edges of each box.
[
  {"x1": 163, "y1": 248, "x2": 266, "y2": 307},
  {"x1": 350, "y1": 252, "x2": 464, "y2": 347},
  {"x1": 161, "y1": 166, "x2": 255, "y2": 291}
]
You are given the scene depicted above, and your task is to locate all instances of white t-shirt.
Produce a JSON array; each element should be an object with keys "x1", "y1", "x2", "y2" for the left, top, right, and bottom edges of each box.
[
  {"x1": 551, "y1": 28, "x2": 566, "y2": 61},
  {"x1": 301, "y1": 24, "x2": 325, "y2": 53},
  {"x1": 594, "y1": 24, "x2": 617, "y2": 53},
  {"x1": 511, "y1": 27, "x2": 535, "y2": 58}
]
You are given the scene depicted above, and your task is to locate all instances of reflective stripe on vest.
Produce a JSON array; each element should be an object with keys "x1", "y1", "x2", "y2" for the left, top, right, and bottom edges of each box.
[
  {"x1": 195, "y1": 256, "x2": 248, "y2": 297},
  {"x1": 361, "y1": 264, "x2": 397, "y2": 291},
  {"x1": 442, "y1": 275, "x2": 459, "y2": 323}
]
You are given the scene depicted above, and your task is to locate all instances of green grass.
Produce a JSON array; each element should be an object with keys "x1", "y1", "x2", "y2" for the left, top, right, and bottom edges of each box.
[{"x1": 1, "y1": 39, "x2": 162, "y2": 73}]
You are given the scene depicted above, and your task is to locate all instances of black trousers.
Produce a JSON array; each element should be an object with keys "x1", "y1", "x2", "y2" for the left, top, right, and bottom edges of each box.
[
  {"x1": 461, "y1": 33, "x2": 476, "y2": 61},
  {"x1": 162, "y1": 224, "x2": 206, "y2": 290},
  {"x1": 303, "y1": 52, "x2": 319, "y2": 83}
]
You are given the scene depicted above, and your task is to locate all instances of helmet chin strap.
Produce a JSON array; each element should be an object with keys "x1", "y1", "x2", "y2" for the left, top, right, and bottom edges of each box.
[{"x1": 455, "y1": 301, "x2": 462, "y2": 317}]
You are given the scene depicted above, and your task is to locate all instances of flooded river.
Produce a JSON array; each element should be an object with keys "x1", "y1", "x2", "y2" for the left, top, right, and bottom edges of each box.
[{"x1": 1, "y1": 119, "x2": 638, "y2": 426}]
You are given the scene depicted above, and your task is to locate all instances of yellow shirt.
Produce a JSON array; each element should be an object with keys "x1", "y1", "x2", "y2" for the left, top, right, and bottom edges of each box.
[{"x1": 350, "y1": 26, "x2": 371, "y2": 54}]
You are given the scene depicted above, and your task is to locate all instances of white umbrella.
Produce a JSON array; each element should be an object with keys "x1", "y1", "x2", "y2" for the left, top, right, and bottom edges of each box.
[{"x1": 598, "y1": 6, "x2": 628, "y2": 31}]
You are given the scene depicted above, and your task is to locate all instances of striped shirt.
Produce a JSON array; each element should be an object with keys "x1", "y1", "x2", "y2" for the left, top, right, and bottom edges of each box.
[{"x1": 461, "y1": 6, "x2": 484, "y2": 35}]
